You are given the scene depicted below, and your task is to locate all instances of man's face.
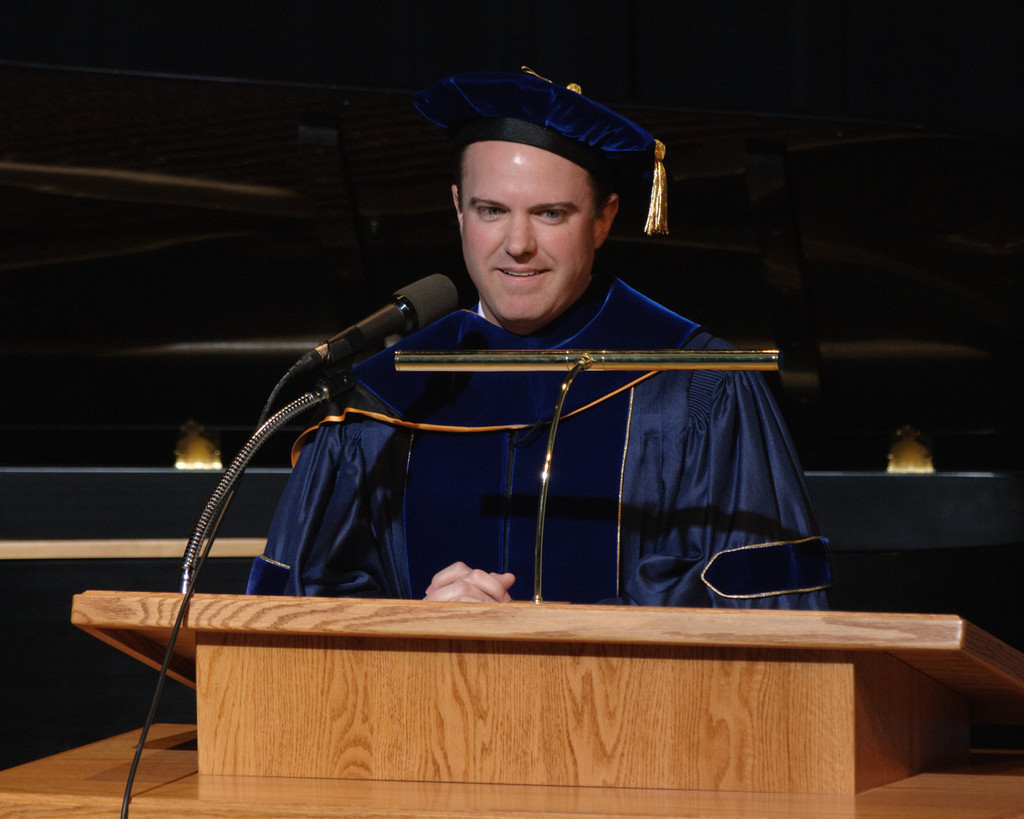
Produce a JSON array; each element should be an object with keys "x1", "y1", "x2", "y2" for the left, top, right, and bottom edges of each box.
[{"x1": 453, "y1": 140, "x2": 618, "y2": 335}]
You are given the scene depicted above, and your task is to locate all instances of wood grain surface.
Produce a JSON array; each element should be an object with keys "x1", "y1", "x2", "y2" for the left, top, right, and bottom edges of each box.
[
  {"x1": 68, "y1": 592, "x2": 1024, "y2": 795},
  {"x1": 71, "y1": 591, "x2": 1024, "y2": 719},
  {"x1": 3, "y1": 725, "x2": 1024, "y2": 818}
]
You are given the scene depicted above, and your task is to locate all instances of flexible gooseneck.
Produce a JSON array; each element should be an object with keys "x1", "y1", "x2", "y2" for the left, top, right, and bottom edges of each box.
[{"x1": 178, "y1": 379, "x2": 336, "y2": 594}]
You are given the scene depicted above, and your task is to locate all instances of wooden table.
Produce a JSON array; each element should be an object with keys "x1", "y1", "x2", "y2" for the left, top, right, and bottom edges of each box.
[{"x1": 1, "y1": 724, "x2": 1024, "y2": 818}]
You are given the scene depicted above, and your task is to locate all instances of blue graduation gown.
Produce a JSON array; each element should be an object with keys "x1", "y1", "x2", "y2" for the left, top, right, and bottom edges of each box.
[{"x1": 249, "y1": 279, "x2": 831, "y2": 608}]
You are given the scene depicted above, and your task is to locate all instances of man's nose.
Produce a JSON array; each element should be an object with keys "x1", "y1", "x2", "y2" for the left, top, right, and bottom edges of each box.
[{"x1": 504, "y1": 213, "x2": 536, "y2": 258}]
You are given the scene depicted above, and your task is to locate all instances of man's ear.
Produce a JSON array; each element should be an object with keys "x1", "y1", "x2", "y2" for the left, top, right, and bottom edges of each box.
[
  {"x1": 593, "y1": 193, "x2": 619, "y2": 248},
  {"x1": 452, "y1": 184, "x2": 464, "y2": 233}
]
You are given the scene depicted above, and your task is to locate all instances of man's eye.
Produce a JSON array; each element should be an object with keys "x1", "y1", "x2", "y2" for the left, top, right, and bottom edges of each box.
[
  {"x1": 539, "y1": 210, "x2": 566, "y2": 221},
  {"x1": 478, "y1": 206, "x2": 504, "y2": 219}
]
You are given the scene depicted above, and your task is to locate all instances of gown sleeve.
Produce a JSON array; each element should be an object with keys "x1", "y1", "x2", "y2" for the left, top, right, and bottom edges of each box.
[
  {"x1": 620, "y1": 364, "x2": 831, "y2": 609},
  {"x1": 248, "y1": 418, "x2": 411, "y2": 598}
]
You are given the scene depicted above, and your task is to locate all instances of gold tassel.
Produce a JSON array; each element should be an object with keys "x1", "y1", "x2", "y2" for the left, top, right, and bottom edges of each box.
[{"x1": 644, "y1": 139, "x2": 669, "y2": 236}]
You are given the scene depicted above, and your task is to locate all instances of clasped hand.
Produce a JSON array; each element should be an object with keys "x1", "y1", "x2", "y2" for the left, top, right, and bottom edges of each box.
[{"x1": 423, "y1": 561, "x2": 516, "y2": 603}]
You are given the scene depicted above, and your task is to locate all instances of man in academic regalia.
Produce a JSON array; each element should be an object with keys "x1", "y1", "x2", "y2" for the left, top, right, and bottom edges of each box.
[{"x1": 247, "y1": 70, "x2": 832, "y2": 608}]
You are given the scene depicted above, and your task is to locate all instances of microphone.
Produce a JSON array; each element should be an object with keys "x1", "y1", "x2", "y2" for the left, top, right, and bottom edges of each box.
[{"x1": 289, "y1": 274, "x2": 458, "y2": 376}]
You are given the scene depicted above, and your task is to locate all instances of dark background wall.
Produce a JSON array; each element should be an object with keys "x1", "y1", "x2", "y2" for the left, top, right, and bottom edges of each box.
[{"x1": 2, "y1": 0, "x2": 1022, "y2": 137}]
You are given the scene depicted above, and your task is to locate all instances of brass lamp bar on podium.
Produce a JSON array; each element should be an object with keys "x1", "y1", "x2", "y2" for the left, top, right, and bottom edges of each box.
[
  {"x1": 394, "y1": 349, "x2": 780, "y2": 603},
  {"x1": 395, "y1": 349, "x2": 780, "y2": 372}
]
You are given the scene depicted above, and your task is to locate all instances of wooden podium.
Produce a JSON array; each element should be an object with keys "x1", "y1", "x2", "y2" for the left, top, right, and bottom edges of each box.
[{"x1": 67, "y1": 591, "x2": 1024, "y2": 798}]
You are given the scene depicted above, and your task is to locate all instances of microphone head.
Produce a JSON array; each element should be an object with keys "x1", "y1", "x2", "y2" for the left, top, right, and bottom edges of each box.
[{"x1": 394, "y1": 274, "x2": 458, "y2": 330}]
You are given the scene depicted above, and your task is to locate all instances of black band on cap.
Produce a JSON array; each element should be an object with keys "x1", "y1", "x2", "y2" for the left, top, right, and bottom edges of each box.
[{"x1": 454, "y1": 117, "x2": 613, "y2": 186}]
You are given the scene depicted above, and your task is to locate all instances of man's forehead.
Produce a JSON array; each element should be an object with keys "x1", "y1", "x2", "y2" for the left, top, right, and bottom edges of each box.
[{"x1": 460, "y1": 141, "x2": 596, "y2": 197}]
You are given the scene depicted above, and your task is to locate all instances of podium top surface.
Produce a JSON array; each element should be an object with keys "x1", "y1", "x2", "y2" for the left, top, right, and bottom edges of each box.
[{"x1": 71, "y1": 591, "x2": 1024, "y2": 723}]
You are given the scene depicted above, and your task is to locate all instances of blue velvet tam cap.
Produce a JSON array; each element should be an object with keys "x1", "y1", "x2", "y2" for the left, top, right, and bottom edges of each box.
[{"x1": 413, "y1": 68, "x2": 668, "y2": 235}]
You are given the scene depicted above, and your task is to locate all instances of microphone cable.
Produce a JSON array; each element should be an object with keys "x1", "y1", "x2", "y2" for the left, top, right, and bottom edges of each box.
[
  {"x1": 120, "y1": 382, "x2": 336, "y2": 818},
  {"x1": 256, "y1": 368, "x2": 293, "y2": 429}
]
